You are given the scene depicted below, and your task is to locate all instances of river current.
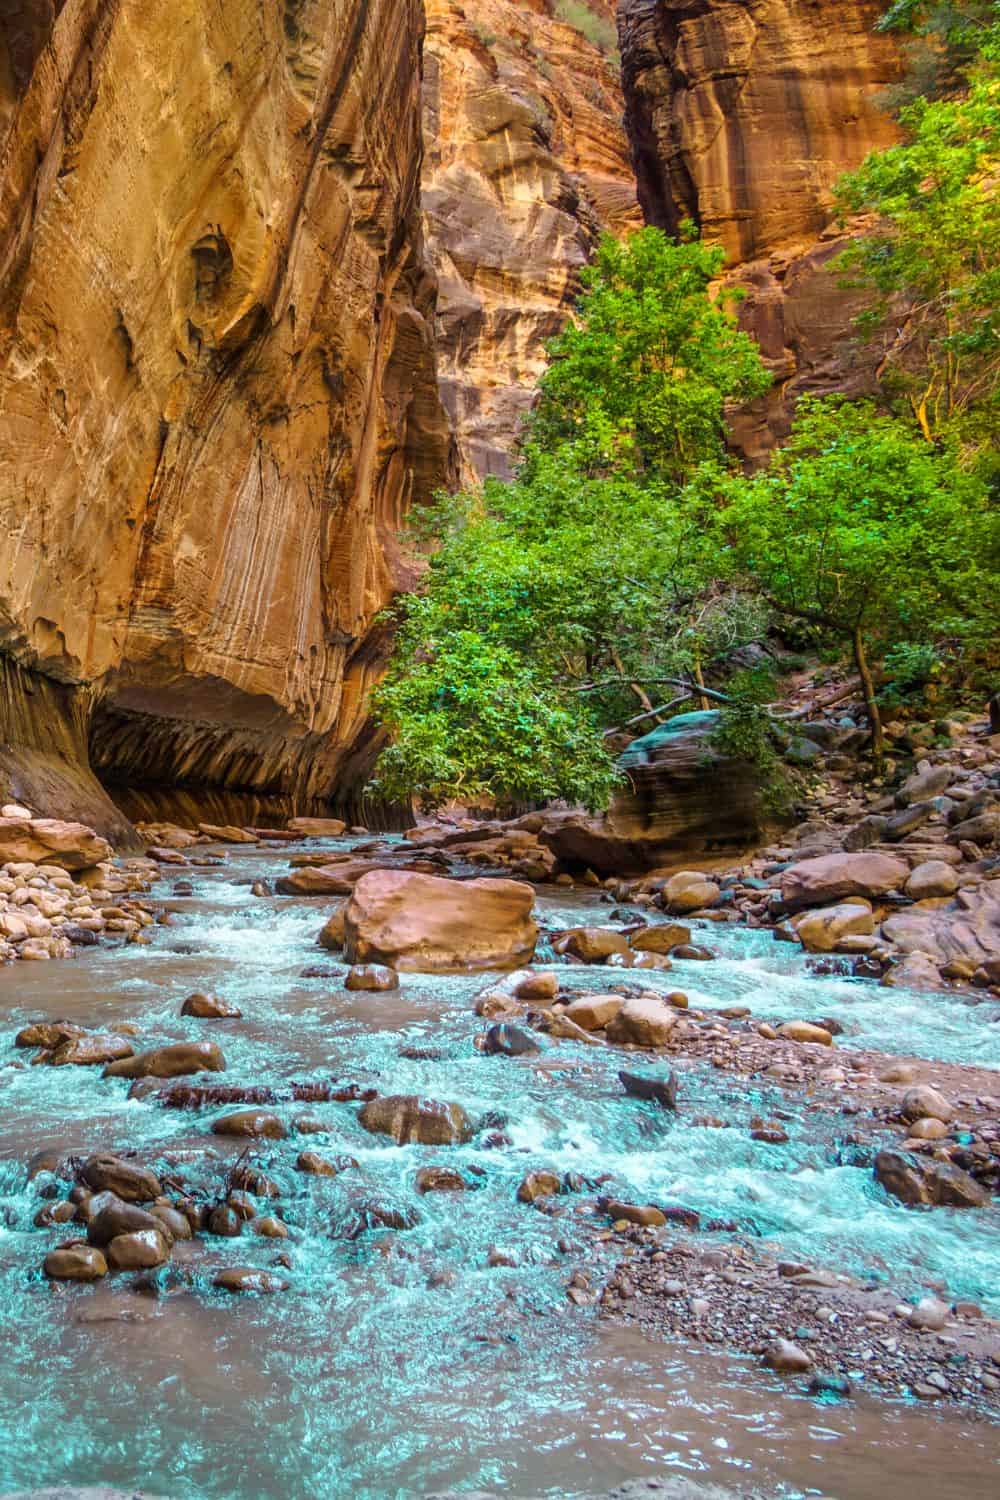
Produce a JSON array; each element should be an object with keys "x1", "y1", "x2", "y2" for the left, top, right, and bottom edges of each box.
[{"x1": 1, "y1": 838, "x2": 998, "y2": 1499}]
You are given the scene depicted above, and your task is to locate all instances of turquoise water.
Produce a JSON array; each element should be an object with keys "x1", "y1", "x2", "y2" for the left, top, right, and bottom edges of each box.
[{"x1": 0, "y1": 844, "x2": 998, "y2": 1499}]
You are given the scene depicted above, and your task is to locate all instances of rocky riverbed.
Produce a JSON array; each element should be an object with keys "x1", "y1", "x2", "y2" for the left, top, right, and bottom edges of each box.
[{"x1": 1, "y1": 835, "x2": 999, "y2": 1499}]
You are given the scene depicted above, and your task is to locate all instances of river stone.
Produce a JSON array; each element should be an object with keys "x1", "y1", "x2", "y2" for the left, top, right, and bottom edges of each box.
[
  {"x1": 512, "y1": 970, "x2": 559, "y2": 1001},
  {"x1": 908, "y1": 1296, "x2": 950, "y2": 1331},
  {"x1": 104, "y1": 1040, "x2": 226, "y2": 1079},
  {"x1": 605, "y1": 1200, "x2": 666, "y2": 1227},
  {"x1": 0, "y1": 817, "x2": 111, "y2": 871},
  {"x1": 906, "y1": 1117, "x2": 950, "y2": 1140},
  {"x1": 552, "y1": 926, "x2": 631, "y2": 963},
  {"x1": 296, "y1": 1151, "x2": 339, "y2": 1176},
  {"x1": 345, "y1": 963, "x2": 399, "y2": 991},
  {"x1": 207, "y1": 1205, "x2": 243, "y2": 1237},
  {"x1": 606, "y1": 997, "x2": 678, "y2": 1048},
  {"x1": 763, "y1": 1337, "x2": 813, "y2": 1373},
  {"x1": 628, "y1": 923, "x2": 691, "y2": 955},
  {"x1": 47, "y1": 1033, "x2": 137, "y2": 1068},
  {"x1": 106, "y1": 1228, "x2": 170, "y2": 1270},
  {"x1": 899, "y1": 765, "x2": 953, "y2": 806},
  {"x1": 901, "y1": 1085, "x2": 953, "y2": 1123},
  {"x1": 287, "y1": 816, "x2": 347, "y2": 837},
  {"x1": 317, "y1": 903, "x2": 347, "y2": 950},
  {"x1": 81, "y1": 1155, "x2": 161, "y2": 1203},
  {"x1": 43, "y1": 1244, "x2": 108, "y2": 1281},
  {"x1": 517, "y1": 1170, "x2": 562, "y2": 1203},
  {"x1": 213, "y1": 1268, "x2": 289, "y2": 1294},
  {"x1": 670, "y1": 944, "x2": 715, "y2": 961},
  {"x1": 212, "y1": 1110, "x2": 288, "y2": 1139},
  {"x1": 619, "y1": 1069, "x2": 678, "y2": 1110},
  {"x1": 16, "y1": 1021, "x2": 83, "y2": 1050},
  {"x1": 905, "y1": 860, "x2": 960, "y2": 900},
  {"x1": 564, "y1": 995, "x2": 624, "y2": 1031},
  {"x1": 358, "y1": 1094, "x2": 472, "y2": 1146},
  {"x1": 795, "y1": 902, "x2": 874, "y2": 953},
  {"x1": 149, "y1": 1205, "x2": 193, "y2": 1240},
  {"x1": 180, "y1": 992, "x2": 242, "y2": 1018},
  {"x1": 479, "y1": 1022, "x2": 538, "y2": 1056},
  {"x1": 253, "y1": 1216, "x2": 289, "y2": 1238},
  {"x1": 778, "y1": 1020, "x2": 833, "y2": 1046},
  {"x1": 86, "y1": 1194, "x2": 162, "y2": 1246},
  {"x1": 780, "y1": 852, "x2": 909, "y2": 911},
  {"x1": 662, "y1": 871, "x2": 720, "y2": 913},
  {"x1": 874, "y1": 1149, "x2": 989, "y2": 1208},
  {"x1": 345, "y1": 870, "x2": 537, "y2": 972},
  {"x1": 415, "y1": 1166, "x2": 468, "y2": 1193}
]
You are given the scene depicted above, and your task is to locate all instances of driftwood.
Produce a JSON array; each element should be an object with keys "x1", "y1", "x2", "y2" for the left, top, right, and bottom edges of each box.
[{"x1": 153, "y1": 1080, "x2": 377, "y2": 1109}]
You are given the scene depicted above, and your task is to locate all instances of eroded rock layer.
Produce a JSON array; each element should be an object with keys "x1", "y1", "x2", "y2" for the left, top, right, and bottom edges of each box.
[
  {"x1": 618, "y1": 0, "x2": 905, "y2": 458},
  {"x1": 0, "y1": 0, "x2": 451, "y2": 831},
  {"x1": 422, "y1": 0, "x2": 640, "y2": 480}
]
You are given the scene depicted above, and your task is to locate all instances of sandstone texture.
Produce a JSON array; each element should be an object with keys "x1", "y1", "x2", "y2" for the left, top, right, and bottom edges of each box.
[
  {"x1": 618, "y1": 0, "x2": 905, "y2": 459},
  {"x1": 344, "y1": 869, "x2": 538, "y2": 971},
  {"x1": 0, "y1": 0, "x2": 451, "y2": 831},
  {"x1": 422, "y1": 0, "x2": 639, "y2": 480}
]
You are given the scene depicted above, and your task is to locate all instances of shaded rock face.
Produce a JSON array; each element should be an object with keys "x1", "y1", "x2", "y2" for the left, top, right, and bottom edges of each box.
[
  {"x1": 0, "y1": 0, "x2": 452, "y2": 833},
  {"x1": 540, "y1": 711, "x2": 773, "y2": 874},
  {"x1": 618, "y1": 0, "x2": 905, "y2": 460},
  {"x1": 422, "y1": 0, "x2": 640, "y2": 481}
]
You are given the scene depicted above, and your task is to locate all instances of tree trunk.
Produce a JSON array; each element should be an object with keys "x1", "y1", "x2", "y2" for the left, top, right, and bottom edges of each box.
[{"x1": 852, "y1": 625, "x2": 884, "y2": 772}]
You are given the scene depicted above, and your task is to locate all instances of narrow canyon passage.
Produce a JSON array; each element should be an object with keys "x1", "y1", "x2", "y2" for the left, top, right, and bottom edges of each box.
[{"x1": 1, "y1": 837, "x2": 998, "y2": 1498}]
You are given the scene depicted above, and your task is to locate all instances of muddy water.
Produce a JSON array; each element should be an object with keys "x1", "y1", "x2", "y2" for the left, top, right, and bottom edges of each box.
[{"x1": 1, "y1": 842, "x2": 998, "y2": 1499}]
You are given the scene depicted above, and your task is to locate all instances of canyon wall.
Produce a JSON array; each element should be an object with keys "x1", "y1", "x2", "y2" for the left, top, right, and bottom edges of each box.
[
  {"x1": 618, "y1": 0, "x2": 905, "y2": 459},
  {"x1": 0, "y1": 0, "x2": 452, "y2": 833},
  {"x1": 422, "y1": 0, "x2": 640, "y2": 481}
]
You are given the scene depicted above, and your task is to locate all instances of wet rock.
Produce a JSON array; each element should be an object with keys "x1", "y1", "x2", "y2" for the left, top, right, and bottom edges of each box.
[
  {"x1": 900, "y1": 1085, "x2": 953, "y2": 1123},
  {"x1": 486, "y1": 1245, "x2": 518, "y2": 1267},
  {"x1": 564, "y1": 995, "x2": 624, "y2": 1031},
  {"x1": 358, "y1": 1095, "x2": 472, "y2": 1146},
  {"x1": 16, "y1": 1021, "x2": 83, "y2": 1050},
  {"x1": 605, "y1": 1200, "x2": 666, "y2": 1227},
  {"x1": 552, "y1": 926, "x2": 630, "y2": 963},
  {"x1": 106, "y1": 1229, "x2": 169, "y2": 1271},
  {"x1": 86, "y1": 1194, "x2": 162, "y2": 1247},
  {"x1": 43, "y1": 1244, "x2": 108, "y2": 1281},
  {"x1": 907, "y1": 1117, "x2": 950, "y2": 1141},
  {"x1": 213, "y1": 1268, "x2": 289, "y2": 1293},
  {"x1": 296, "y1": 1151, "x2": 340, "y2": 1176},
  {"x1": 45, "y1": 1034, "x2": 136, "y2": 1068},
  {"x1": 606, "y1": 997, "x2": 679, "y2": 1048},
  {"x1": 512, "y1": 970, "x2": 559, "y2": 1001},
  {"x1": 212, "y1": 1111, "x2": 288, "y2": 1139},
  {"x1": 339, "y1": 1199, "x2": 420, "y2": 1236},
  {"x1": 794, "y1": 903, "x2": 874, "y2": 953},
  {"x1": 763, "y1": 1337, "x2": 813, "y2": 1373},
  {"x1": 778, "y1": 1021, "x2": 833, "y2": 1046},
  {"x1": 81, "y1": 1155, "x2": 161, "y2": 1203},
  {"x1": 517, "y1": 1170, "x2": 562, "y2": 1203},
  {"x1": 630, "y1": 952, "x2": 674, "y2": 971},
  {"x1": 180, "y1": 992, "x2": 242, "y2": 1019},
  {"x1": 478, "y1": 1023, "x2": 538, "y2": 1056},
  {"x1": 874, "y1": 1150, "x2": 989, "y2": 1208},
  {"x1": 670, "y1": 944, "x2": 715, "y2": 961},
  {"x1": 807, "y1": 1371, "x2": 852, "y2": 1398},
  {"x1": 253, "y1": 1216, "x2": 289, "y2": 1238},
  {"x1": 345, "y1": 963, "x2": 399, "y2": 992},
  {"x1": 780, "y1": 852, "x2": 909, "y2": 912},
  {"x1": 344, "y1": 870, "x2": 537, "y2": 971},
  {"x1": 662, "y1": 871, "x2": 720, "y2": 913},
  {"x1": 149, "y1": 1205, "x2": 193, "y2": 1241},
  {"x1": 226, "y1": 1192, "x2": 258, "y2": 1222},
  {"x1": 628, "y1": 923, "x2": 691, "y2": 955},
  {"x1": 618, "y1": 1069, "x2": 678, "y2": 1110},
  {"x1": 416, "y1": 1166, "x2": 469, "y2": 1193},
  {"x1": 317, "y1": 903, "x2": 347, "y2": 950},
  {"x1": 104, "y1": 1041, "x2": 226, "y2": 1079},
  {"x1": 207, "y1": 1205, "x2": 243, "y2": 1237}
]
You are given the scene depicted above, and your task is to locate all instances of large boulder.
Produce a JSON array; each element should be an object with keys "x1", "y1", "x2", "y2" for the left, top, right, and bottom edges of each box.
[
  {"x1": 0, "y1": 816, "x2": 111, "y2": 871},
  {"x1": 104, "y1": 1041, "x2": 225, "y2": 1079},
  {"x1": 537, "y1": 711, "x2": 776, "y2": 874},
  {"x1": 794, "y1": 902, "x2": 874, "y2": 953},
  {"x1": 358, "y1": 1094, "x2": 472, "y2": 1145},
  {"x1": 780, "y1": 852, "x2": 908, "y2": 912},
  {"x1": 874, "y1": 1150, "x2": 988, "y2": 1208},
  {"x1": 287, "y1": 816, "x2": 347, "y2": 837},
  {"x1": 344, "y1": 871, "x2": 537, "y2": 972},
  {"x1": 881, "y1": 887, "x2": 1000, "y2": 970},
  {"x1": 606, "y1": 997, "x2": 679, "y2": 1048}
]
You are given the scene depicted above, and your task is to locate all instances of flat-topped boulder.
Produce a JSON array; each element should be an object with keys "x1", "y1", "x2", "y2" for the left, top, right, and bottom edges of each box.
[
  {"x1": 780, "y1": 852, "x2": 909, "y2": 912},
  {"x1": 344, "y1": 870, "x2": 536, "y2": 972},
  {"x1": 0, "y1": 816, "x2": 111, "y2": 871},
  {"x1": 104, "y1": 1041, "x2": 225, "y2": 1079}
]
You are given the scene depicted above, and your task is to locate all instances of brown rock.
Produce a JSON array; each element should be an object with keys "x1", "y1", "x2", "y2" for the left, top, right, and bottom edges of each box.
[
  {"x1": 81, "y1": 1155, "x2": 161, "y2": 1203},
  {"x1": 900, "y1": 1086, "x2": 953, "y2": 1124},
  {"x1": 0, "y1": 817, "x2": 111, "y2": 871},
  {"x1": 253, "y1": 1216, "x2": 289, "y2": 1238},
  {"x1": 517, "y1": 1170, "x2": 562, "y2": 1203},
  {"x1": 198, "y1": 824, "x2": 257, "y2": 844},
  {"x1": 795, "y1": 902, "x2": 874, "y2": 953},
  {"x1": 212, "y1": 1111, "x2": 288, "y2": 1140},
  {"x1": 287, "y1": 817, "x2": 347, "y2": 837},
  {"x1": 345, "y1": 871, "x2": 537, "y2": 972},
  {"x1": 606, "y1": 997, "x2": 679, "y2": 1048},
  {"x1": 778, "y1": 1021, "x2": 833, "y2": 1046},
  {"x1": 317, "y1": 904, "x2": 347, "y2": 951},
  {"x1": 781, "y1": 853, "x2": 909, "y2": 911},
  {"x1": 180, "y1": 992, "x2": 242, "y2": 1019},
  {"x1": 296, "y1": 1151, "x2": 339, "y2": 1176},
  {"x1": 44, "y1": 1244, "x2": 108, "y2": 1281},
  {"x1": 345, "y1": 963, "x2": 399, "y2": 992},
  {"x1": 874, "y1": 1150, "x2": 988, "y2": 1208},
  {"x1": 552, "y1": 927, "x2": 631, "y2": 963},
  {"x1": 764, "y1": 1338, "x2": 813, "y2": 1373},
  {"x1": 415, "y1": 1166, "x2": 469, "y2": 1194},
  {"x1": 628, "y1": 923, "x2": 691, "y2": 955},
  {"x1": 512, "y1": 970, "x2": 559, "y2": 1001},
  {"x1": 104, "y1": 1041, "x2": 226, "y2": 1079},
  {"x1": 45, "y1": 1034, "x2": 136, "y2": 1068},
  {"x1": 358, "y1": 1094, "x2": 472, "y2": 1146},
  {"x1": 106, "y1": 1229, "x2": 170, "y2": 1271},
  {"x1": 564, "y1": 995, "x2": 625, "y2": 1032},
  {"x1": 276, "y1": 860, "x2": 387, "y2": 896},
  {"x1": 605, "y1": 1200, "x2": 666, "y2": 1227},
  {"x1": 905, "y1": 861, "x2": 960, "y2": 900},
  {"x1": 663, "y1": 871, "x2": 720, "y2": 913},
  {"x1": 213, "y1": 1268, "x2": 289, "y2": 1294},
  {"x1": 86, "y1": 1194, "x2": 162, "y2": 1247}
]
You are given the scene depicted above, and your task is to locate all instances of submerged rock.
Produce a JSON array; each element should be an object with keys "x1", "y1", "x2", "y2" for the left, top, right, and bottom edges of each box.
[
  {"x1": 874, "y1": 1150, "x2": 989, "y2": 1208},
  {"x1": 213, "y1": 1268, "x2": 289, "y2": 1294},
  {"x1": 478, "y1": 1023, "x2": 538, "y2": 1056},
  {"x1": 619, "y1": 1069, "x2": 678, "y2": 1110},
  {"x1": 180, "y1": 992, "x2": 242, "y2": 1019},
  {"x1": 212, "y1": 1111, "x2": 288, "y2": 1139},
  {"x1": 553, "y1": 927, "x2": 630, "y2": 963},
  {"x1": 345, "y1": 963, "x2": 399, "y2": 992},
  {"x1": 43, "y1": 1244, "x2": 108, "y2": 1281},
  {"x1": 358, "y1": 1095, "x2": 472, "y2": 1146}
]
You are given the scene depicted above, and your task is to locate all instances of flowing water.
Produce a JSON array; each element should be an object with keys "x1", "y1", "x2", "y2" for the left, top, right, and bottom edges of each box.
[{"x1": 1, "y1": 840, "x2": 999, "y2": 1499}]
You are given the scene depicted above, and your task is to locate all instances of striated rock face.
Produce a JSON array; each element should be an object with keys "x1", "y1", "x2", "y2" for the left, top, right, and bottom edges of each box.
[
  {"x1": 422, "y1": 0, "x2": 640, "y2": 481},
  {"x1": 618, "y1": 0, "x2": 905, "y2": 458},
  {"x1": 0, "y1": 0, "x2": 452, "y2": 833}
]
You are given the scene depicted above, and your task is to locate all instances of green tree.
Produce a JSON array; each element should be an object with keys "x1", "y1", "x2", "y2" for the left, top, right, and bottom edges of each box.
[
  {"x1": 369, "y1": 229, "x2": 770, "y2": 810},
  {"x1": 714, "y1": 398, "x2": 1000, "y2": 766}
]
